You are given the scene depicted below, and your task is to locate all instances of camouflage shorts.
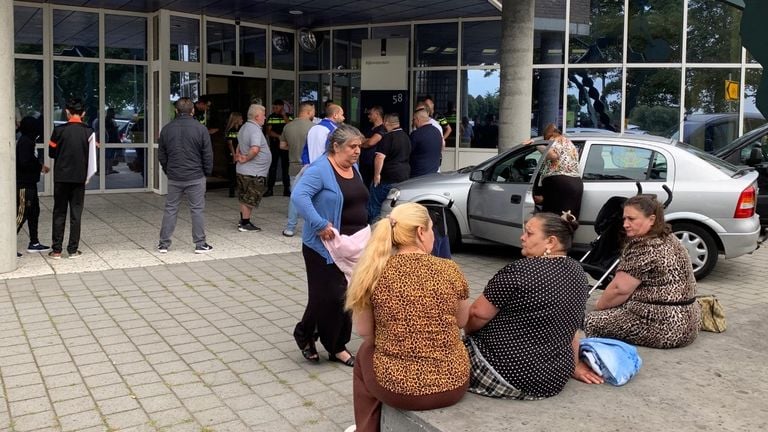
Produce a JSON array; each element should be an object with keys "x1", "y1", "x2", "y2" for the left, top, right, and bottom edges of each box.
[{"x1": 237, "y1": 174, "x2": 267, "y2": 207}]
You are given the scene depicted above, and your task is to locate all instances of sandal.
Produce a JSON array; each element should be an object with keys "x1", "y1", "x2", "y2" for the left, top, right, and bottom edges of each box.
[
  {"x1": 301, "y1": 341, "x2": 319, "y2": 363},
  {"x1": 330, "y1": 350, "x2": 355, "y2": 367}
]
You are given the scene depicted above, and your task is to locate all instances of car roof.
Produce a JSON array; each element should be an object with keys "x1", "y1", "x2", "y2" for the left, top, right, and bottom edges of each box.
[
  {"x1": 683, "y1": 112, "x2": 765, "y2": 123},
  {"x1": 567, "y1": 133, "x2": 679, "y2": 146},
  {"x1": 714, "y1": 122, "x2": 768, "y2": 157}
]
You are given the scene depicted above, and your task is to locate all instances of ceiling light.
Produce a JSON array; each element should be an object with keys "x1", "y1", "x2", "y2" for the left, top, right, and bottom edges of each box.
[
  {"x1": 424, "y1": 46, "x2": 439, "y2": 53},
  {"x1": 288, "y1": 10, "x2": 303, "y2": 15},
  {"x1": 482, "y1": 48, "x2": 497, "y2": 55},
  {"x1": 441, "y1": 47, "x2": 457, "y2": 54}
]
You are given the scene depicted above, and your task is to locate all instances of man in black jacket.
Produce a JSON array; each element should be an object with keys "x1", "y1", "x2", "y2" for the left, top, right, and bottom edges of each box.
[
  {"x1": 17, "y1": 116, "x2": 51, "y2": 257},
  {"x1": 48, "y1": 98, "x2": 95, "y2": 259},
  {"x1": 157, "y1": 97, "x2": 214, "y2": 254}
]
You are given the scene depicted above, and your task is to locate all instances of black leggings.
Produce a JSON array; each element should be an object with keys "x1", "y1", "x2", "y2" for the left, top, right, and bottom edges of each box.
[
  {"x1": 294, "y1": 245, "x2": 352, "y2": 356},
  {"x1": 539, "y1": 175, "x2": 584, "y2": 218},
  {"x1": 16, "y1": 187, "x2": 41, "y2": 244}
]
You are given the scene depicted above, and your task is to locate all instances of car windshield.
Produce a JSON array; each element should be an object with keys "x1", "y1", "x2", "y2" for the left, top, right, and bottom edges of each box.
[{"x1": 676, "y1": 142, "x2": 739, "y2": 175}]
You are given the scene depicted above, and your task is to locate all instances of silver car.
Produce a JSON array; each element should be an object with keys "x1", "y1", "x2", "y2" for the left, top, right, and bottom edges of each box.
[{"x1": 382, "y1": 134, "x2": 761, "y2": 279}]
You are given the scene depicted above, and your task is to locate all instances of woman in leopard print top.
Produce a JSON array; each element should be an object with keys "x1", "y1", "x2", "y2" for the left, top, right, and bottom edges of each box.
[
  {"x1": 583, "y1": 195, "x2": 701, "y2": 351},
  {"x1": 346, "y1": 203, "x2": 469, "y2": 432}
]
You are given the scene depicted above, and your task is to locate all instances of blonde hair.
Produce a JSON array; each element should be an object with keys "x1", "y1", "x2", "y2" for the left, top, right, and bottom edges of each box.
[
  {"x1": 345, "y1": 203, "x2": 431, "y2": 314},
  {"x1": 225, "y1": 112, "x2": 243, "y2": 131}
]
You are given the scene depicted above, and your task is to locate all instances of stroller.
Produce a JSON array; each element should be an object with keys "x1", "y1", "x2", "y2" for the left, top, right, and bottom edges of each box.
[
  {"x1": 390, "y1": 198, "x2": 454, "y2": 259},
  {"x1": 580, "y1": 182, "x2": 672, "y2": 294}
]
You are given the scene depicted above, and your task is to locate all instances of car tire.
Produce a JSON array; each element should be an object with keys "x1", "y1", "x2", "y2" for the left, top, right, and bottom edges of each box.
[
  {"x1": 420, "y1": 201, "x2": 462, "y2": 251},
  {"x1": 672, "y1": 222, "x2": 718, "y2": 280}
]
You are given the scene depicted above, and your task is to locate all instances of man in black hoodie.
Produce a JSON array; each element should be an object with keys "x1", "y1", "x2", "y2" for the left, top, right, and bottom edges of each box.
[
  {"x1": 48, "y1": 98, "x2": 95, "y2": 259},
  {"x1": 17, "y1": 116, "x2": 51, "y2": 257}
]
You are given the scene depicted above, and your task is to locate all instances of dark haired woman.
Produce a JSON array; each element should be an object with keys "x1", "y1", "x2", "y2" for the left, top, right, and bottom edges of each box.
[
  {"x1": 583, "y1": 195, "x2": 701, "y2": 350},
  {"x1": 527, "y1": 123, "x2": 584, "y2": 218},
  {"x1": 464, "y1": 212, "x2": 589, "y2": 399}
]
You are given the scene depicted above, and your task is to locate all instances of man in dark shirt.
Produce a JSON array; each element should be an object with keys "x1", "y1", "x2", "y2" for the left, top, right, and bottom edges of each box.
[
  {"x1": 360, "y1": 106, "x2": 386, "y2": 188},
  {"x1": 409, "y1": 109, "x2": 444, "y2": 178},
  {"x1": 17, "y1": 116, "x2": 51, "y2": 257},
  {"x1": 264, "y1": 99, "x2": 293, "y2": 197},
  {"x1": 48, "y1": 98, "x2": 96, "y2": 259},
  {"x1": 368, "y1": 113, "x2": 411, "y2": 222}
]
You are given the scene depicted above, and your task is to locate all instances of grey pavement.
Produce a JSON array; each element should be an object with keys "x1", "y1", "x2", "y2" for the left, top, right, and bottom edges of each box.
[{"x1": 3, "y1": 187, "x2": 768, "y2": 431}]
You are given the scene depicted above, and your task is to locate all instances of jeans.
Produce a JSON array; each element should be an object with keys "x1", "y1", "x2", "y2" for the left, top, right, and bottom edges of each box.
[
  {"x1": 367, "y1": 182, "x2": 393, "y2": 224},
  {"x1": 159, "y1": 177, "x2": 207, "y2": 248},
  {"x1": 285, "y1": 172, "x2": 302, "y2": 231}
]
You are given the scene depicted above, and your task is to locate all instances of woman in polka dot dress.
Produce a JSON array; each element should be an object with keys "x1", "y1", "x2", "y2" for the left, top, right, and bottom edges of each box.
[{"x1": 464, "y1": 212, "x2": 590, "y2": 399}]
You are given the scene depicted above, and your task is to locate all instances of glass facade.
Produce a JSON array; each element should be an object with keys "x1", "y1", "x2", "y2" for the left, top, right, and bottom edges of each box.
[{"x1": 12, "y1": 1, "x2": 763, "y2": 194}]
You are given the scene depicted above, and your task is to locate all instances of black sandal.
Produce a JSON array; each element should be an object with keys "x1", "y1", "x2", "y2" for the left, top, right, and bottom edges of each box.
[
  {"x1": 301, "y1": 341, "x2": 319, "y2": 362},
  {"x1": 330, "y1": 350, "x2": 355, "y2": 367}
]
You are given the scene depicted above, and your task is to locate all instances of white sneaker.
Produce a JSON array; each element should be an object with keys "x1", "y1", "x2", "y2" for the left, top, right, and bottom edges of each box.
[
  {"x1": 343, "y1": 425, "x2": 356, "y2": 432},
  {"x1": 282, "y1": 229, "x2": 295, "y2": 237}
]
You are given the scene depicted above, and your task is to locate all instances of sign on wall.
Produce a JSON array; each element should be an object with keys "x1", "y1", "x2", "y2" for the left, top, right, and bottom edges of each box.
[{"x1": 361, "y1": 38, "x2": 408, "y2": 91}]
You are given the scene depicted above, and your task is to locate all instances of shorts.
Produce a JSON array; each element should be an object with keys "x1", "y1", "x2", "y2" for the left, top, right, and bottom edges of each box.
[{"x1": 237, "y1": 174, "x2": 267, "y2": 207}]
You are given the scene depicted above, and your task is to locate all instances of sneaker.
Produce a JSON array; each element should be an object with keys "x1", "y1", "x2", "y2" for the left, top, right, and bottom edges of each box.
[
  {"x1": 48, "y1": 251, "x2": 62, "y2": 259},
  {"x1": 68, "y1": 250, "x2": 83, "y2": 259},
  {"x1": 157, "y1": 244, "x2": 168, "y2": 254},
  {"x1": 17, "y1": 252, "x2": 22, "y2": 258},
  {"x1": 27, "y1": 243, "x2": 52, "y2": 253},
  {"x1": 194, "y1": 243, "x2": 213, "y2": 254},
  {"x1": 238, "y1": 222, "x2": 262, "y2": 232},
  {"x1": 263, "y1": 189, "x2": 274, "y2": 197},
  {"x1": 282, "y1": 229, "x2": 295, "y2": 237}
]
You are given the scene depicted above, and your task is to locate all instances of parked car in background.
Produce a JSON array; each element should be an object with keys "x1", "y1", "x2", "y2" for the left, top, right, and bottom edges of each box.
[
  {"x1": 715, "y1": 123, "x2": 768, "y2": 229},
  {"x1": 668, "y1": 112, "x2": 766, "y2": 153},
  {"x1": 383, "y1": 133, "x2": 761, "y2": 279}
]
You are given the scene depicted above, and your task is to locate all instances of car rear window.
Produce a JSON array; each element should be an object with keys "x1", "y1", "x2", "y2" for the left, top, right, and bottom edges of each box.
[{"x1": 676, "y1": 142, "x2": 739, "y2": 175}]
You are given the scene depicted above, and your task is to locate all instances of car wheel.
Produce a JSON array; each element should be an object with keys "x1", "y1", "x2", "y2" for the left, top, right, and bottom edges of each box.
[
  {"x1": 420, "y1": 201, "x2": 462, "y2": 251},
  {"x1": 672, "y1": 223, "x2": 718, "y2": 280}
]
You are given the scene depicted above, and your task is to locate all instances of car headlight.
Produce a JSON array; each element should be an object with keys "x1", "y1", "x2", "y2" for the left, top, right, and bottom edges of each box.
[{"x1": 386, "y1": 188, "x2": 400, "y2": 200}]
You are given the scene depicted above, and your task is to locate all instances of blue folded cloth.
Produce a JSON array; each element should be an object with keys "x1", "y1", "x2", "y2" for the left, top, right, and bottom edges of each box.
[{"x1": 579, "y1": 337, "x2": 643, "y2": 386}]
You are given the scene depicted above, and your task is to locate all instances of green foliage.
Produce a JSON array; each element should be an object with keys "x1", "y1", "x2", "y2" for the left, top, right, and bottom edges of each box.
[{"x1": 628, "y1": 105, "x2": 680, "y2": 136}]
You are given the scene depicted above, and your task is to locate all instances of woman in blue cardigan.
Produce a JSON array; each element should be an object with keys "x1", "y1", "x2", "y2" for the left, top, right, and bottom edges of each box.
[{"x1": 291, "y1": 124, "x2": 369, "y2": 366}]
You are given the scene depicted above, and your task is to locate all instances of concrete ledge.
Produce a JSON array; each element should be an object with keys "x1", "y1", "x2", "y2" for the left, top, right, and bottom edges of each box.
[{"x1": 382, "y1": 305, "x2": 768, "y2": 431}]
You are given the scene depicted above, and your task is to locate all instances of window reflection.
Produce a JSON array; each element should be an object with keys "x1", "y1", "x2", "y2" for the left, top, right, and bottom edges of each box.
[
  {"x1": 415, "y1": 23, "x2": 458, "y2": 67},
  {"x1": 299, "y1": 74, "x2": 331, "y2": 110},
  {"x1": 686, "y1": 0, "x2": 741, "y2": 63},
  {"x1": 627, "y1": 0, "x2": 683, "y2": 63},
  {"x1": 207, "y1": 21, "x2": 236, "y2": 65},
  {"x1": 240, "y1": 26, "x2": 266, "y2": 68},
  {"x1": 333, "y1": 73, "x2": 361, "y2": 127},
  {"x1": 170, "y1": 16, "x2": 199, "y2": 62},
  {"x1": 106, "y1": 148, "x2": 147, "y2": 190},
  {"x1": 15, "y1": 59, "x2": 44, "y2": 142},
  {"x1": 53, "y1": 10, "x2": 99, "y2": 58},
  {"x1": 462, "y1": 69, "x2": 499, "y2": 148},
  {"x1": 534, "y1": 2, "x2": 565, "y2": 64},
  {"x1": 105, "y1": 64, "x2": 146, "y2": 144},
  {"x1": 105, "y1": 15, "x2": 146, "y2": 60},
  {"x1": 532, "y1": 68, "x2": 564, "y2": 136},
  {"x1": 15, "y1": 6, "x2": 43, "y2": 55},
  {"x1": 683, "y1": 67, "x2": 741, "y2": 152},
  {"x1": 566, "y1": 68, "x2": 622, "y2": 131},
  {"x1": 272, "y1": 79, "x2": 294, "y2": 112},
  {"x1": 568, "y1": 1, "x2": 623, "y2": 64},
  {"x1": 334, "y1": 28, "x2": 366, "y2": 70},
  {"x1": 626, "y1": 68, "x2": 680, "y2": 137},
  {"x1": 272, "y1": 31, "x2": 295, "y2": 71},
  {"x1": 462, "y1": 21, "x2": 500, "y2": 66},
  {"x1": 299, "y1": 30, "x2": 330, "y2": 71},
  {"x1": 744, "y1": 68, "x2": 766, "y2": 133}
]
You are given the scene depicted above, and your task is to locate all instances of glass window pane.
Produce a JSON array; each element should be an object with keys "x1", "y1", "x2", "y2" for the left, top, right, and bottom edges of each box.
[
  {"x1": 532, "y1": 68, "x2": 564, "y2": 136},
  {"x1": 461, "y1": 69, "x2": 499, "y2": 148},
  {"x1": 272, "y1": 30, "x2": 295, "y2": 70},
  {"x1": 240, "y1": 26, "x2": 266, "y2": 68},
  {"x1": 371, "y1": 25, "x2": 410, "y2": 40},
  {"x1": 333, "y1": 28, "x2": 366, "y2": 70},
  {"x1": 414, "y1": 70, "x2": 457, "y2": 147},
  {"x1": 416, "y1": 23, "x2": 458, "y2": 67},
  {"x1": 535, "y1": 4, "x2": 566, "y2": 64},
  {"x1": 744, "y1": 68, "x2": 766, "y2": 133},
  {"x1": 462, "y1": 21, "x2": 500, "y2": 66},
  {"x1": 627, "y1": 0, "x2": 683, "y2": 63},
  {"x1": 170, "y1": 72, "x2": 201, "y2": 103},
  {"x1": 569, "y1": 1, "x2": 623, "y2": 64},
  {"x1": 170, "y1": 16, "x2": 200, "y2": 62},
  {"x1": 566, "y1": 68, "x2": 622, "y2": 131},
  {"x1": 684, "y1": 67, "x2": 741, "y2": 152},
  {"x1": 106, "y1": 148, "x2": 147, "y2": 189},
  {"x1": 15, "y1": 59, "x2": 44, "y2": 142},
  {"x1": 15, "y1": 6, "x2": 43, "y2": 55},
  {"x1": 207, "y1": 21, "x2": 236, "y2": 65},
  {"x1": 299, "y1": 74, "x2": 331, "y2": 108},
  {"x1": 626, "y1": 68, "x2": 680, "y2": 137},
  {"x1": 300, "y1": 30, "x2": 330, "y2": 71},
  {"x1": 686, "y1": 0, "x2": 742, "y2": 63},
  {"x1": 53, "y1": 10, "x2": 99, "y2": 58},
  {"x1": 106, "y1": 15, "x2": 147, "y2": 60},
  {"x1": 272, "y1": 79, "x2": 295, "y2": 112},
  {"x1": 332, "y1": 74, "x2": 361, "y2": 128},
  {"x1": 105, "y1": 64, "x2": 146, "y2": 144}
]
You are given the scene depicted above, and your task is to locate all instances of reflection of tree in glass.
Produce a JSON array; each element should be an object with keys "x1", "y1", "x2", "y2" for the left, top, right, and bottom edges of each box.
[
  {"x1": 686, "y1": 0, "x2": 742, "y2": 63},
  {"x1": 569, "y1": 0, "x2": 624, "y2": 64},
  {"x1": 627, "y1": 69, "x2": 680, "y2": 135},
  {"x1": 53, "y1": 62, "x2": 99, "y2": 124},
  {"x1": 627, "y1": 0, "x2": 683, "y2": 63}
]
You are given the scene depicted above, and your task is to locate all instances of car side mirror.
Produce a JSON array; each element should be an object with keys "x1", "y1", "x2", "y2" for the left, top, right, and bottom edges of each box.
[
  {"x1": 747, "y1": 146, "x2": 764, "y2": 166},
  {"x1": 469, "y1": 169, "x2": 486, "y2": 183}
]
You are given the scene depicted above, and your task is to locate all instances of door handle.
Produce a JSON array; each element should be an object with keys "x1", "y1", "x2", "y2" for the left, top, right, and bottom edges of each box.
[{"x1": 510, "y1": 194, "x2": 521, "y2": 204}]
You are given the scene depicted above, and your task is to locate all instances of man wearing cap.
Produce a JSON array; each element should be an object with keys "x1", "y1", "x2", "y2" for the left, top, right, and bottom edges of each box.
[
  {"x1": 264, "y1": 99, "x2": 293, "y2": 197},
  {"x1": 48, "y1": 97, "x2": 97, "y2": 259}
]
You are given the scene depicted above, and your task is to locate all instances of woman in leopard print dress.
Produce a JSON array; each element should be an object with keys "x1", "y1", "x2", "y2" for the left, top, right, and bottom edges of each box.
[{"x1": 583, "y1": 195, "x2": 701, "y2": 350}]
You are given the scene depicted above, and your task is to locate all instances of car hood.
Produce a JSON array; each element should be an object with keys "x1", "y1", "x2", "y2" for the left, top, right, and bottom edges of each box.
[{"x1": 394, "y1": 169, "x2": 472, "y2": 189}]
